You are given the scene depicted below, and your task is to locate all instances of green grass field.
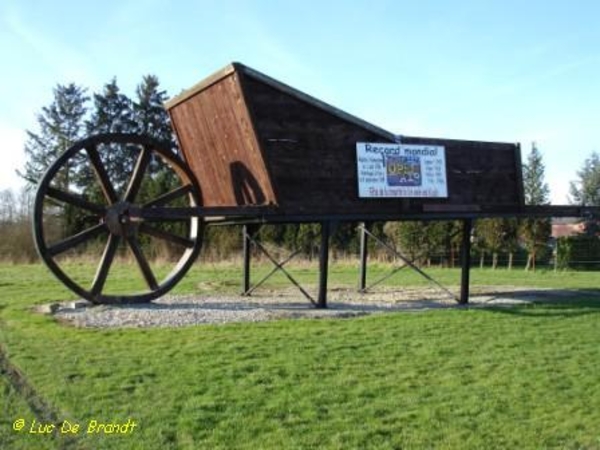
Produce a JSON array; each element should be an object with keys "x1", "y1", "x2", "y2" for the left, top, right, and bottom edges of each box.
[{"x1": 1, "y1": 262, "x2": 600, "y2": 449}]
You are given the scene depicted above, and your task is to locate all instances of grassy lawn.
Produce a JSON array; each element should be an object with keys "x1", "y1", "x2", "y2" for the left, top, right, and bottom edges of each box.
[{"x1": 1, "y1": 261, "x2": 600, "y2": 449}]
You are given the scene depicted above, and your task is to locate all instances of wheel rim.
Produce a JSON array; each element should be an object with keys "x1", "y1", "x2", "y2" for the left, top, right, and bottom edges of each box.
[{"x1": 33, "y1": 133, "x2": 203, "y2": 304}]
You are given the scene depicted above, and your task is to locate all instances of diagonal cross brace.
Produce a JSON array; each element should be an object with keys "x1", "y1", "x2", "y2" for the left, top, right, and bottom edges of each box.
[
  {"x1": 360, "y1": 225, "x2": 459, "y2": 302},
  {"x1": 242, "y1": 232, "x2": 317, "y2": 306},
  {"x1": 243, "y1": 248, "x2": 302, "y2": 296}
]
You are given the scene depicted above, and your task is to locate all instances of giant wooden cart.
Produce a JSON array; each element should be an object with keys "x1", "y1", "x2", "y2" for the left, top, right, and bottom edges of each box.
[{"x1": 33, "y1": 63, "x2": 592, "y2": 306}]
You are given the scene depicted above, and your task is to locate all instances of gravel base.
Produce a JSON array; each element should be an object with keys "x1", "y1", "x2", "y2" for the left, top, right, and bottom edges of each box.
[{"x1": 38, "y1": 286, "x2": 585, "y2": 329}]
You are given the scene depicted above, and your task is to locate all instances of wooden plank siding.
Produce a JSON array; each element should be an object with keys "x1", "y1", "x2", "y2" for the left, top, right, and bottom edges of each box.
[
  {"x1": 167, "y1": 62, "x2": 524, "y2": 217},
  {"x1": 167, "y1": 72, "x2": 277, "y2": 208}
]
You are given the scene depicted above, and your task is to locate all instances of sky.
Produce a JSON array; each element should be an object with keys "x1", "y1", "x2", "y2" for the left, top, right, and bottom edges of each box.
[{"x1": 1, "y1": 0, "x2": 599, "y2": 204}]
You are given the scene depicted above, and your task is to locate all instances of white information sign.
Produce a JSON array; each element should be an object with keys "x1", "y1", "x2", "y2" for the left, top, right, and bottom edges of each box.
[{"x1": 356, "y1": 142, "x2": 448, "y2": 198}]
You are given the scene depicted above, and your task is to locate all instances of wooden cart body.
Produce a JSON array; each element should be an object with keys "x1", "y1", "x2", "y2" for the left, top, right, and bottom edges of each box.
[{"x1": 166, "y1": 63, "x2": 524, "y2": 219}]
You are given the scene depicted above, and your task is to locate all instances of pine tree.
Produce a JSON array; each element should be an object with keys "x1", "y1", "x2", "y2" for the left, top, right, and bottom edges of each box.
[
  {"x1": 132, "y1": 75, "x2": 181, "y2": 199},
  {"x1": 569, "y1": 151, "x2": 600, "y2": 235},
  {"x1": 84, "y1": 78, "x2": 137, "y2": 198},
  {"x1": 523, "y1": 142, "x2": 551, "y2": 205},
  {"x1": 569, "y1": 152, "x2": 600, "y2": 206},
  {"x1": 131, "y1": 75, "x2": 193, "y2": 254},
  {"x1": 19, "y1": 84, "x2": 89, "y2": 240},
  {"x1": 134, "y1": 75, "x2": 174, "y2": 147},
  {"x1": 19, "y1": 83, "x2": 89, "y2": 188},
  {"x1": 87, "y1": 78, "x2": 135, "y2": 135},
  {"x1": 520, "y1": 142, "x2": 551, "y2": 270}
]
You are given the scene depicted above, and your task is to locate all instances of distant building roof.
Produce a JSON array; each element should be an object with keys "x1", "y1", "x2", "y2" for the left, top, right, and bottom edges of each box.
[{"x1": 552, "y1": 220, "x2": 583, "y2": 238}]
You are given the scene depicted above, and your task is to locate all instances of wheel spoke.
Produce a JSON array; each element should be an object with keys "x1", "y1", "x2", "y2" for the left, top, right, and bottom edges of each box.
[
  {"x1": 91, "y1": 234, "x2": 120, "y2": 297},
  {"x1": 46, "y1": 187, "x2": 105, "y2": 214},
  {"x1": 139, "y1": 223, "x2": 195, "y2": 248},
  {"x1": 48, "y1": 223, "x2": 107, "y2": 256},
  {"x1": 85, "y1": 144, "x2": 118, "y2": 204},
  {"x1": 124, "y1": 147, "x2": 151, "y2": 203},
  {"x1": 144, "y1": 184, "x2": 193, "y2": 207},
  {"x1": 126, "y1": 235, "x2": 158, "y2": 290}
]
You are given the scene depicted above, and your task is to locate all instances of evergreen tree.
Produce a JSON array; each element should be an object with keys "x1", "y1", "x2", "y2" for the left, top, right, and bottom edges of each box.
[
  {"x1": 131, "y1": 76, "x2": 194, "y2": 254},
  {"x1": 569, "y1": 151, "x2": 600, "y2": 206},
  {"x1": 19, "y1": 84, "x2": 89, "y2": 239},
  {"x1": 569, "y1": 151, "x2": 600, "y2": 235},
  {"x1": 19, "y1": 83, "x2": 89, "y2": 188},
  {"x1": 87, "y1": 78, "x2": 135, "y2": 135},
  {"x1": 132, "y1": 75, "x2": 181, "y2": 202},
  {"x1": 523, "y1": 142, "x2": 551, "y2": 205},
  {"x1": 134, "y1": 75, "x2": 175, "y2": 147},
  {"x1": 84, "y1": 78, "x2": 137, "y2": 198},
  {"x1": 520, "y1": 142, "x2": 551, "y2": 270}
]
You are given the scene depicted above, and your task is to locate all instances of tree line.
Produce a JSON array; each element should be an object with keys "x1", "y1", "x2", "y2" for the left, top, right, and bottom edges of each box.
[
  {"x1": 3, "y1": 76, "x2": 600, "y2": 268},
  {"x1": 20, "y1": 76, "x2": 173, "y2": 185}
]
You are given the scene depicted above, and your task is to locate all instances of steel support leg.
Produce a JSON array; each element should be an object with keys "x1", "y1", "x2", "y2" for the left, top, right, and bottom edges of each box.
[
  {"x1": 460, "y1": 219, "x2": 473, "y2": 305},
  {"x1": 317, "y1": 221, "x2": 331, "y2": 308},
  {"x1": 242, "y1": 224, "x2": 260, "y2": 295},
  {"x1": 358, "y1": 222, "x2": 370, "y2": 292}
]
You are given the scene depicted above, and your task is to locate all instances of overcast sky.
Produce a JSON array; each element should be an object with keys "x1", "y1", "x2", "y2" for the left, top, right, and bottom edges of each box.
[{"x1": 2, "y1": 0, "x2": 599, "y2": 203}]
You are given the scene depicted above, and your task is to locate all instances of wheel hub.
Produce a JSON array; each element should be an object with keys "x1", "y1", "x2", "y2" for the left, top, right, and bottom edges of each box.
[{"x1": 104, "y1": 201, "x2": 137, "y2": 236}]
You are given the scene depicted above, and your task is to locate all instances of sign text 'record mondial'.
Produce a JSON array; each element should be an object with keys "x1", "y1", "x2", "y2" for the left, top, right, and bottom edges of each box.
[{"x1": 356, "y1": 142, "x2": 448, "y2": 198}]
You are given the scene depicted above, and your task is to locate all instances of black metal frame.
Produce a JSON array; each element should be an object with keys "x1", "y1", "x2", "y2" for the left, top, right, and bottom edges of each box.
[{"x1": 134, "y1": 204, "x2": 600, "y2": 223}]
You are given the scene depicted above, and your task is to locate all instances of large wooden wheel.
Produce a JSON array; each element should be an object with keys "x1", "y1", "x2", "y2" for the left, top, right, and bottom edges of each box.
[{"x1": 33, "y1": 133, "x2": 203, "y2": 304}]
